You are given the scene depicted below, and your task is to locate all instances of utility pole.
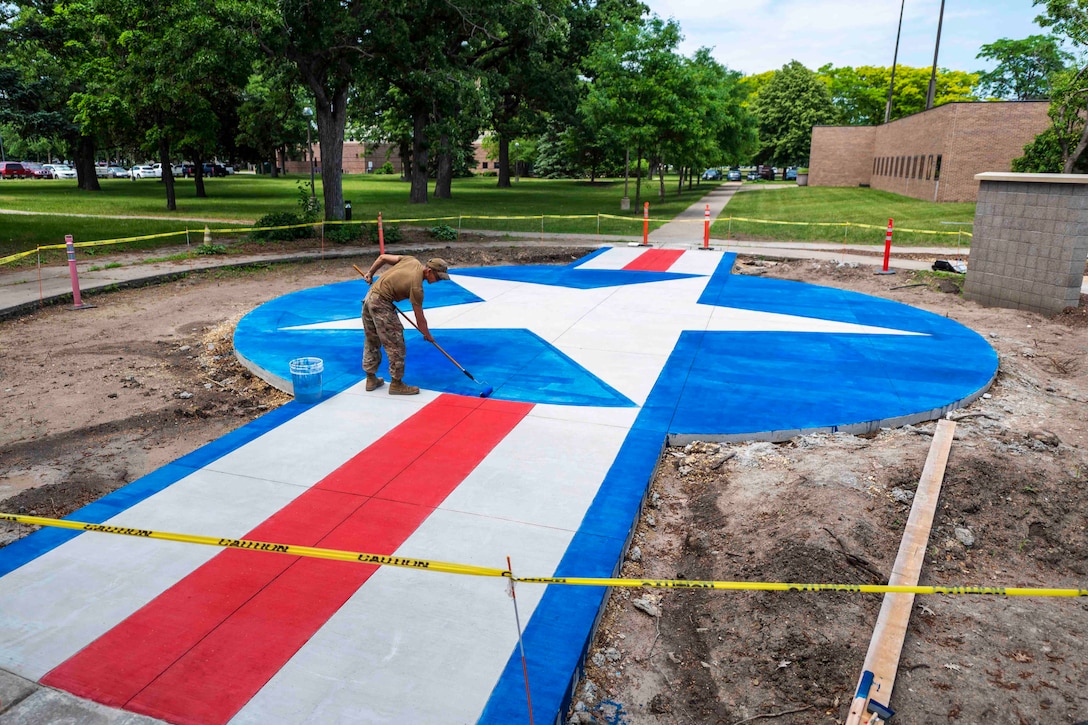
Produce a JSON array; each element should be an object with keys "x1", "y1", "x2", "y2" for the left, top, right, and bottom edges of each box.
[
  {"x1": 303, "y1": 106, "x2": 316, "y2": 205},
  {"x1": 884, "y1": 0, "x2": 906, "y2": 124},
  {"x1": 925, "y1": 0, "x2": 946, "y2": 110}
]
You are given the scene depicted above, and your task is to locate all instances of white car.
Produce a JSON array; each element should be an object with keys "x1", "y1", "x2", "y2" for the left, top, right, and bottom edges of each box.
[
  {"x1": 43, "y1": 164, "x2": 77, "y2": 179},
  {"x1": 129, "y1": 165, "x2": 159, "y2": 179}
]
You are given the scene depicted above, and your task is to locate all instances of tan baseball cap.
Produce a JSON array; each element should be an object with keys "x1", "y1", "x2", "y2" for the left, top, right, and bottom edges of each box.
[{"x1": 426, "y1": 258, "x2": 450, "y2": 280}]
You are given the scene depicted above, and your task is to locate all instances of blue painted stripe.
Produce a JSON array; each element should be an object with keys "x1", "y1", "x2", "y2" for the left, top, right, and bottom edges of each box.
[
  {"x1": 567, "y1": 247, "x2": 611, "y2": 268},
  {"x1": 478, "y1": 345, "x2": 688, "y2": 723},
  {"x1": 0, "y1": 402, "x2": 311, "y2": 577}
]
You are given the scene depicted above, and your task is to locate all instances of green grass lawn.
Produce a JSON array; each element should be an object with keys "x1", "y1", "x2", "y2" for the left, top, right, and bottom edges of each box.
[
  {"x1": 717, "y1": 186, "x2": 976, "y2": 247},
  {"x1": 0, "y1": 174, "x2": 718, "y2": 260},
  {"x1": 0, "y1": 176, "x2": 976, "y2": 266}
]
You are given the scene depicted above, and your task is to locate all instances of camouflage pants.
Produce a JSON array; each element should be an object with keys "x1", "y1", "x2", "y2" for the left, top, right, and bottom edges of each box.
[{"x1": 361, "y1": 293, "x2": 406, "y2": 381}]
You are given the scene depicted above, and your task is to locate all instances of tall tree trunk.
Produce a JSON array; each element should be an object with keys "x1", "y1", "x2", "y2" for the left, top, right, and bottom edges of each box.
[
  {"x1": 314, "y1": 88, "x2": 348, "y2": 219},
  {"x1": 658, "y1": 158, "x2": 666, "y2": 201},
  {"x1": 634, "y1": 144, "x2": 642, "y2": 204},
  {"x1": 434, "y1": 133, "x2": 452, "y2": 199},
  {"x1": 497, "y1": 136, "x2": 511, "y2": 188},
  {"x1": 74, "y1": 135, "x2": 100, "y2": 191},
  {"x1": 194, "y1": 156, "x2": 207, "y2": 198},
  {"x1": 677, "y1": 167, "x2": 683, "y2": 195},
  {"x1": 159, "y1": 141, "x2": 176, "y2": 211},
  {"x1": 409, "y1": 110, "x2": 429, "y2": 204},
  {"x1": 399, "y1": 141, "x2": 410, "y2": 180}
]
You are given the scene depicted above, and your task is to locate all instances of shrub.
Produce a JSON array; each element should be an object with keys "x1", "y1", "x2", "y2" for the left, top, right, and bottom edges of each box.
[
  {"x1": 429, "y1": 224, "x2": 458, "y2": 241},
  {"x1": 195, "y1": 243, "x2": 227, "y2": 255},
  {"x1": 375, "y1": 161, "x2": 395, "y2": 175},
  {"x1": 381, "y1": 223, "x2": 402, "y2": 243},
  {"x1": 325, "y1": 223, "x2": 364, "y2": 244},
  {"x1": 250, "y1": 212, "x2": 312, "y2": 241}
]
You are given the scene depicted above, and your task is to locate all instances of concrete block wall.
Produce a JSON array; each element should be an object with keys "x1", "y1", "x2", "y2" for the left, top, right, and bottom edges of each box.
[
  {"x1": 963, "y1": 173, "x2": 1088, "y2": 316},
  {"x1": 810, "y1": 101, "x2": 1050, "y2": 202}
]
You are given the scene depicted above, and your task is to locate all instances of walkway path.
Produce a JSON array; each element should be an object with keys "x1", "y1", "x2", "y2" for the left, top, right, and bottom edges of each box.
[{"x1": 649, "y1": 181, "x2": 741, "y2": 244}]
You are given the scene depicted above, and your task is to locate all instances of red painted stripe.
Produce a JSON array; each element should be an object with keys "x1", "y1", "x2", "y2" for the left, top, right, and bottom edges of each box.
[
  {"x1": 43, "y1": 394, "x2": 532, "y2": 725},
  {"x1": 622, "y1": 249, "x2": 684, "y2": 271}
]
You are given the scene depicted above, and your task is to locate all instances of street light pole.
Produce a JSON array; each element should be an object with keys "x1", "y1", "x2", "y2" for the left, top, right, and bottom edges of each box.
[
  {"x1": 926, "y1": 0, "x2": 946, "y2": 110},
  {"x1": 303, "y1": 107, "x2": 316, "y2": 205}
]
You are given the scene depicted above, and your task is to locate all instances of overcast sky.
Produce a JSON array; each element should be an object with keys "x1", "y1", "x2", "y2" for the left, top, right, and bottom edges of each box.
[{"x1": 641, "y1": 0, "x2": 1054, "y2": 76}]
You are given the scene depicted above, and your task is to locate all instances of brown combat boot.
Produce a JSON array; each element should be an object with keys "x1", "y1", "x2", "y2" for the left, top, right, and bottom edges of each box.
[
  {"x1": 365, "y1": 374, "x2": 384, "y2": 392},
  {"x1": 389, "y1": 379, "x2": 420, "y2": 395}
]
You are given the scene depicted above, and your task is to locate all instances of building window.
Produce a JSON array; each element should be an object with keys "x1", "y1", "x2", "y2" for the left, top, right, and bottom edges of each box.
[
  {"x1": 934, "y1": 154, "x2": 942, "y2": 181},
  {"x1": 914, "y1": 156, "x2": 920, "y2": 179},
  {"x1": 481, "y1": 162, "x2": 488, "y2": 169},
  {"x1": 926, "y1": 155, "x2": 934, "y2": 180}
]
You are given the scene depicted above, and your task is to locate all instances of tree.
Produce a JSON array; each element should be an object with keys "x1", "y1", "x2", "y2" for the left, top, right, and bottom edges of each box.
[
  {"x1": 248, "y1": 0, "x2": 385, "y2": 220},
  {"x1": 1033, "y1": 0, "x2": 1088, "y2": 171},
  {"x1": 750, "y1": 61, "x2": 836, "y2": 166},
  {"x1": 818, "y1": 64, "x2": 978, "y2": 125},
  {"x1": 975, "y1": 35, "x2": 1072, "y2": 100}
]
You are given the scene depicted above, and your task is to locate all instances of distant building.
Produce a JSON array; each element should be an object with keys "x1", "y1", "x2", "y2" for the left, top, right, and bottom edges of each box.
[
  {"x1": 284, "y1": 141, "x2": 404, "y2": 175},
  {"x1": 808, "y1": 101, "x2": 1051, "y2": 202}
]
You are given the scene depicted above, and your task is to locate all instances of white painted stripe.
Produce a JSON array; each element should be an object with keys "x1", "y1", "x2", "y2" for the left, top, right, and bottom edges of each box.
[
  {"x1": 235, "y1": 406, "x2": 632, "y2": 724},
  {"x1": 0, "y1": 389, "x2": 426, "y2": 679}
]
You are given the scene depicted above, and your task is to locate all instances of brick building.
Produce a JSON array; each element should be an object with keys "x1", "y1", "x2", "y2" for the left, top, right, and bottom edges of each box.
[
  {"x1": 808, "y1": 101, "x2": 1051, "y2": 202},
  {"x1": 284, "y1": 141, "x2": 405, "y2": 175}
]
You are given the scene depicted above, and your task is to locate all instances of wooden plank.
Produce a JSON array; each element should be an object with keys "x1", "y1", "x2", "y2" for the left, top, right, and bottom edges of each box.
[{"x1": 844, "y1": 418, "x2": 956, "y2": 724}]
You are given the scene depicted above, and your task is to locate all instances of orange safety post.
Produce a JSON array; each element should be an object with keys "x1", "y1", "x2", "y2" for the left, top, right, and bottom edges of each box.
[
  {"x1": 642, "y1": 202, "x2": 650, "y2": 246},
  {"x1": 877, "y1": 218, "x2": 896, "y2": 275},
  {"x1": 703, "y1": 204, "x2": 711, "y2": 249},
  {"x1": 65, "y1": 235, "x2": 94, "y2": 310}
]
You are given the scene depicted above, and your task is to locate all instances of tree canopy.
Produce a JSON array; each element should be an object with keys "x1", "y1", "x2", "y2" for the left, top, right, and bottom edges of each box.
[{"x1": 750, "y1": 60, "x2": 836, "y2": 166}]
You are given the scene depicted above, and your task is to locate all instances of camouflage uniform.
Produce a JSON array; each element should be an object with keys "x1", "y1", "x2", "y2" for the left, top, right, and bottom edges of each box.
[
  {"x1": 362, "y1": 293, "x2": 407, "y2": 381},
  {"x1": 362, "y1": 256, "x2": 427, "y2": 381}
]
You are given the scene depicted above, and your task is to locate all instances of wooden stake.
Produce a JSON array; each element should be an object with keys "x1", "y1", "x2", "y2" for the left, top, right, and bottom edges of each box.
[{"x1": 844, "y1": 418, "x2": 956, "y2": 724}]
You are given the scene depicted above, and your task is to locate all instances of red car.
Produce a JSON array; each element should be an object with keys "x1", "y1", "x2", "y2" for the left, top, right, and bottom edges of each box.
[
  {"x1": 21, "y1": 162, "x2": 52, "y2": 179},
  {"x1": 0, "y1": 161, "x2": 30, "y2": 179}
]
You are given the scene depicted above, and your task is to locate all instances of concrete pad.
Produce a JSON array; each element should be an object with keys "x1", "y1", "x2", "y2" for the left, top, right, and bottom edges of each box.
[{"x1": 0, "y1": 247, "x2": 998, "y2": 724}]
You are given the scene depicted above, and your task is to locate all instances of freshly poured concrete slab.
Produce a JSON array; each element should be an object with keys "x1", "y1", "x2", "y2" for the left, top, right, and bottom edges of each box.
[{"x1": 0, "y1": 248, "x2": 997, "y2": 724}]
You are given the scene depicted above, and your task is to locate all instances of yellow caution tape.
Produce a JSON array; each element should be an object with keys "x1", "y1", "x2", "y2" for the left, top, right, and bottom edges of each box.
[
  {"x1": 3, "y1": 514, "x2": 1083, "y2": 597},
  {"x1": 0, "y1": 249, "x2": 40, "y2": 266},
  {"x1": 0, "y1": 514, "x2": 506, "y2": 579}
]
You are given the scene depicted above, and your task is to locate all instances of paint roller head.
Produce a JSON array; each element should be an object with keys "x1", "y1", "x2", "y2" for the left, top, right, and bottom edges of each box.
[{"x1": 478, "y1": 386, "x2": 494, "y2": 399}]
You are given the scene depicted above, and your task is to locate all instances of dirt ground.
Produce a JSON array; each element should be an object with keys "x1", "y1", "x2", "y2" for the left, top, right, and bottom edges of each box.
[{"x1": 1, "y1": 243, "x2": 1086, "y2": 725}]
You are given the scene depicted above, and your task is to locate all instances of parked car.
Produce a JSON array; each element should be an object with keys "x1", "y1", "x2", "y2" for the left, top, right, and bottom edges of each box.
[
  {"x1": 726, "y1": 168, "x2": 742, "y2": 182},
  {"x1": 129, "y1": 164, "x2": 157, "y2": 179},
  {"x1": 202, "y1": 162, "x2": 228, "y2": 177},
  {"x1": 171, "y1": 162, "x2": 195, "y2": 177},
  {"x1": 757, "y1": 164, "x2": 776, "y2": 181},
  {"x1": 784, "y1": 166, "x2": 798, "y2": 181},
  {"x1": 746, "y1": 170, "x2": 760, "y2": 181},
  {"x1": 21, "y1": 162, "x2": 52, "y2": 179},
  {"x1": 1, "y1": 161, "x2": 31, "y2": 179},
  {"x1": 104, "y1": 166, "x2": 129, "y2": 178},
  {"x1": 43, "y1": 164, "x2": 77, "y2": 179},
  {"x1": 701, "y1": 168, "x2": 722, "y2": 181}
]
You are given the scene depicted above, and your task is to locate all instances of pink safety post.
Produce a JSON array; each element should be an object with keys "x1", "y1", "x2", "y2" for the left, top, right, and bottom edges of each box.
[
  {"x1": 641, "y1": 202, "x2": 650, "y2": 246},
  {"x1": 65, "y1": 235, "x2": 95, "y2": 310},
  {"x1": 876, "y1": 218, "x2": 896, "y2": 275},
  {"x1": 703, "y1": 204, "x2": 711, "y2": 249},
  {"x1": 378, "y1": 212, "x2": 386, "y2": 255}
]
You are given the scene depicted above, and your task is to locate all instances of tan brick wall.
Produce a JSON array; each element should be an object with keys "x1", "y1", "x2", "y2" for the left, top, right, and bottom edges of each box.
[
  {"x1": 809, "y1": 126, "x2": 875, "y2": 187},
  {"x1": 285, "y1": 142, "x2": 405, "y2": 175},
  {"x1": 810, "y1": 101, "x2": 1051, "y2": 202}
]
